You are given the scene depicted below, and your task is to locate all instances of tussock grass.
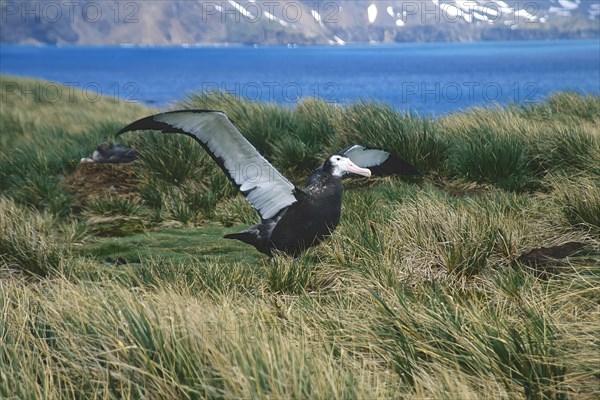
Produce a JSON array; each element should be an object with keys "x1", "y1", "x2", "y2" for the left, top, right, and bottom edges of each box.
[
  {"x1": 127, "y1": 132, "x2": 209, "y2": 186},
  {"x1": 409, "y1": 200, "x2": 498, "y2": 278},
  {"x1": 86, "y1": 196, "x2": 144, "y2": 217},
  {"x1": 214, "y1": 195, "x2": 260, "y2": 226},
  {"x1": 449, "y1": 124, "x2": 536, "y2": 191},
  {"x1": 372, "y1": 286, "x2": 569, "y2": 398},
  {"x1": 0, "y1": 280, "x2": 396, "y2": 399},
  {"x1": 552, "y1": 176, "x2": 600, "y2": 230},
  {"x1": 0, "y1": 199, "x2": 69, "y2": 277},
  {"x1": 534, "y1": 124, "x2": 600, "y2": 173},
  {"x1": 11, "y1": 173, "x2": 74, "y2": 217},
  {"x1": 340, "y1": 102, "x2": 448, "y2": 174},
  {"x1": 520, "y1": 92, "x2": 600, "y2": 122},
  {"x1": 1, "y1": 76, "x2": 599, "y2": 399}
]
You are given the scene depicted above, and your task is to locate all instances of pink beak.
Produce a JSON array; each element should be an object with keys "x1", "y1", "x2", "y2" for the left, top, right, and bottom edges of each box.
[{"x1": 345, "y1": 160, "x2": 371, "y2": 177}]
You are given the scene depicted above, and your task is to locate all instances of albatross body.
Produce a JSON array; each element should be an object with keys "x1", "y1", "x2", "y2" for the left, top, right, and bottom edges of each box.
[
  {"x1": 227, "y1": 158, "x2": 349, "y2": 256},
  {"x1": 118, "y1": 110, "x2": 418, "y2": 257}
]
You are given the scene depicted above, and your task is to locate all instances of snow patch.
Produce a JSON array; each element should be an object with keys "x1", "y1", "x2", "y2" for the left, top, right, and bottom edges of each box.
[{"x1": 367, "y1": 3, "x2": 378, "y2": 23}]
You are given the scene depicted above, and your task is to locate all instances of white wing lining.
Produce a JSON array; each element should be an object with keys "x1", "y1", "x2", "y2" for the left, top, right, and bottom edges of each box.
[
  {"x1": 152, "y1": 111, "x2": 298, "y2": 219},
  {"x1": 341, "y1": 145, "x2": 390, "y2": 168}
]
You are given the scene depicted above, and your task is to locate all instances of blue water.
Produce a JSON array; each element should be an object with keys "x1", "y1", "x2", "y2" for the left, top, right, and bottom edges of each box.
[{"x1": 1, "y1": 40, "x2": 599, "y2": 114}]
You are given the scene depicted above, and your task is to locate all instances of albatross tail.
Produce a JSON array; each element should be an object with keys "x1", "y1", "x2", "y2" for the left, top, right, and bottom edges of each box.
[
  {"x1": 224, "y1": 231, "x2": 256, "y2": 245},
  {"x1": 224, "y1": 229, "x2": 271, "y2": 256}
]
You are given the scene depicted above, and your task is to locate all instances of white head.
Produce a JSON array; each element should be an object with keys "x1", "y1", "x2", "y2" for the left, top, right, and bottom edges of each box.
[{"x1": 325, "y1": 155, "x2": 372, "y2": 178}]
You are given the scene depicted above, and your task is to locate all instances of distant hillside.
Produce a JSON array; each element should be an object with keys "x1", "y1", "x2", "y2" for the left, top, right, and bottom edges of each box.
[{"x1": 1, "y1": 0, "x2": 598, "y2": 45}]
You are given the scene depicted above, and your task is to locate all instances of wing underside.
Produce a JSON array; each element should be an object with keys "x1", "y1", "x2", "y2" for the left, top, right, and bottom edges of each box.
[
  {"x1": 339, "y1": 145, "x2": 420, "y2": 177},
  {"x1": 118, "y1": 110, "x2": 298, "y2": 220}
]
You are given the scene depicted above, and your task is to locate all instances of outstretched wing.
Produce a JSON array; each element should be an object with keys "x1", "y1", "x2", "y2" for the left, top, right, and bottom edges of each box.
[
  {"x1": 118, "y1": 110, "x2": 298, "y2": 220},
  {"x1": 306, "y1": 145, "x2": 420, "y2": 186}
]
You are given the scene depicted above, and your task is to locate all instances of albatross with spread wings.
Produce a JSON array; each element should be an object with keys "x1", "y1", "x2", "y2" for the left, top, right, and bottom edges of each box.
[{"x1": 118, "y1": 110, "x2": 419, "y2": 257}]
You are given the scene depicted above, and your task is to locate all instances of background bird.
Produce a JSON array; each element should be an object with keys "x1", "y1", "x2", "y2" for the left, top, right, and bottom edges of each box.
[{"x1": 92, "y1": 142, "x2": 139, "y2": 163}]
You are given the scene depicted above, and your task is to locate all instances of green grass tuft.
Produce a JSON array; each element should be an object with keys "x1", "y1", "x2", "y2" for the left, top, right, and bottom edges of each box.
[
  {"x1": 0, "y1": 200, "x2": 68, "y2": 277},
  {"x1": 553, "y1": 176, "x2": 600, "y2": 230},
  {"x1": 449, "y1": 124, "x2": 537, "y2": 191}
]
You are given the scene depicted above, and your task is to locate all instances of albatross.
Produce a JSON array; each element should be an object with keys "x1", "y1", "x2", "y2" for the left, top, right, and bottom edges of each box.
[
  {"x1": 93, "y1": 142, "x2": 139, "y2": 163},
  {"x1": 118, "y1": 110, "x2": 418, "y2": 257}
]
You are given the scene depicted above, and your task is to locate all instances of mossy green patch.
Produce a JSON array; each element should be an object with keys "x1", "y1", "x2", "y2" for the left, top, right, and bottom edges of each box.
[{"x1": 80, "y1": 225, "x2": 264, "y2": 265}]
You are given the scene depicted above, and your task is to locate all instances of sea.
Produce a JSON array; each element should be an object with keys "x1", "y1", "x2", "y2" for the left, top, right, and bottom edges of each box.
[{"x1": 1, "y1": 40, "x2": 599, "y2": 115}]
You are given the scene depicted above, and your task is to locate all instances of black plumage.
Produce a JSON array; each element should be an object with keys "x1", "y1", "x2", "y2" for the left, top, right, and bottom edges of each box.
[{"x1": 226, "y1": 158, "x2": 350, "y2": 256}]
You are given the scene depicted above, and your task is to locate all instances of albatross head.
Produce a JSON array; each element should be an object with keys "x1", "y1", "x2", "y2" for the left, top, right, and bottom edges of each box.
[
  {"x1": 324, "y1": 155, "x2": 372, "y2": 178},
  {"x1": 93, "y1": 142, "x2": 112, "y2": 159}
]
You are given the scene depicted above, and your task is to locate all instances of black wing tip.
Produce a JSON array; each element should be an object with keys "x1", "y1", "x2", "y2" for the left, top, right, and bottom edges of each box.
[
  {"x1": 159, "y1": 109, "x2": 225, "y2": 116},
  {"x1": 116, "y1": 109, "x2": 226, "y2": 136},
  {"x1": 116, "y1": 115, "x2": 155, "y2": 136},
  {"x1": 378, "y1": 154, "x2": 422, "y2": 177}
]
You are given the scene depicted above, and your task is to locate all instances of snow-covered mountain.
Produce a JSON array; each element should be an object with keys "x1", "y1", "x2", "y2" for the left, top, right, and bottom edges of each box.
[{"x1": 1, "y1": 0, "x2": 598, "y2": 45}]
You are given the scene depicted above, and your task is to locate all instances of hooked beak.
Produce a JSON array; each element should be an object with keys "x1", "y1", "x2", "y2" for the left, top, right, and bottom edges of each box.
[{"x1": 345, "y1": 160, "x2": 371, "y2": 177}]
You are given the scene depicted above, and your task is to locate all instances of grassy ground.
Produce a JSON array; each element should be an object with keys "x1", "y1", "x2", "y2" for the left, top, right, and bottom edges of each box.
[{"x1": 1, "y1": 75, "x2": 599, "y2": 399}]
